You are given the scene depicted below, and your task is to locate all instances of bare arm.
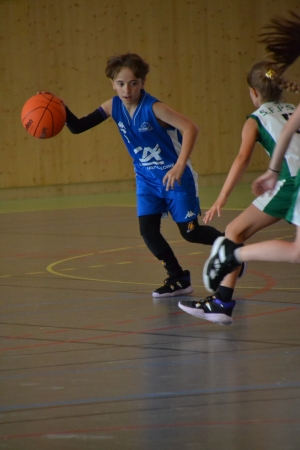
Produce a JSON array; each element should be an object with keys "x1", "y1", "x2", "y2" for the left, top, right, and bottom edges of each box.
[
  {"x1": 203, "y1": 118, "x2": 258, "y2": 223},
  {"x1": 252, "y1": 103, "x2": 300, "y2": 196},
  {"x1": 152, "y1": 102, "x2": 199, "y2": 191}
]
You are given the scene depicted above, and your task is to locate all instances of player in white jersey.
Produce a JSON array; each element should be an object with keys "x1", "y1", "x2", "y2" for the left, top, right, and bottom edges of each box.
[
  {"x1": 179, "y1": 56, "x2": 300, "y2": 324},
  {"x1": 50, "y1": 53, "x2": 226, "y2": 298},
  {"x1": 202, "y1": 11, "x2": 300, "y2": 306}
]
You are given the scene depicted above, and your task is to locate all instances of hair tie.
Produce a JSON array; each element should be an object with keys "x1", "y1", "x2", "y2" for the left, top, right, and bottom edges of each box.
[{"x1": 265, "y1": 69, "x2": 276, "y2": 79}]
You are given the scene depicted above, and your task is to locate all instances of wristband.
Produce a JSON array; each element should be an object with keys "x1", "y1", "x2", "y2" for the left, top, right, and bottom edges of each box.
[{"x1": 268, "y1": 167, "x2": 280, "y2": 173}]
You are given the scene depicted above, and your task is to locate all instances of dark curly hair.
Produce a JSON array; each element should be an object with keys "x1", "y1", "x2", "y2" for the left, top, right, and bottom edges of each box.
[{"x1": 105, "y1": 53, "x2": 150, "y2": 80}]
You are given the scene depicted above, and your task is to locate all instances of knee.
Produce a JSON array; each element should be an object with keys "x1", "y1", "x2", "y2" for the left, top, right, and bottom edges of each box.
[
  {"x1": 181, "y1": 230, "x2": 196, "y2": 243},
  {"x1": 139, "y1": 221, "x2": 162, "y2": 254},
  {"x1": 177, "y1": 220, "x2": 223, "y2": 245},
  {"x1": 177, "y1": 220, "x2": 203, "y2": 243},
  {"x1": 177, "y1": 221, "x2": 197, "y2": 242},
  {"x1": 139, "y1": 215, "x2": 161, "y2": 243},
  {"x1": 225, "y1": 222, "x2": 244, "y2": 243},
  {"x1": 140, "y1": 224, "x2": 159, "y2": 243}
]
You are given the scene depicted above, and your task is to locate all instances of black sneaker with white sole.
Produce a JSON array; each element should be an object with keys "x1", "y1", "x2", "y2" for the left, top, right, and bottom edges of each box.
[
  {"x1": 203, "y1": 237, "x2": 243, "y2": 293},
  {"x1": 152, "y1": 270, "x2": 194, "y2": 298},
  {"x1": 178, "y1": 295, "x2": 236, "y2": 326}
]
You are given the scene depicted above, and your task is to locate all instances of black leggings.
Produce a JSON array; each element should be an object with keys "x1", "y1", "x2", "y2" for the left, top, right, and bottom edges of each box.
[{"x1": 139, "y1": 214, "x2": 223, "y2": 276}]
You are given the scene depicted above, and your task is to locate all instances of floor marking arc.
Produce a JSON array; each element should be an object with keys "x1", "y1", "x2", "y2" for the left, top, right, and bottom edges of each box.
[
  {"x1": 45, "y1": 243, "x2": 298, "y2": 291},
  {"x1": 46, "y1": 245, "x2": 157, "y2": 286}
]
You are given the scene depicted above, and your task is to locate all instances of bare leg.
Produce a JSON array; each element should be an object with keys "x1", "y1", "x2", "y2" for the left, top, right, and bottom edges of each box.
[
  {"x1": 237, "y1": 224, "x2": 300, "y2": 263},
  {"x1": 219, "y1": 204, "x2": 280, "y2": 289}
]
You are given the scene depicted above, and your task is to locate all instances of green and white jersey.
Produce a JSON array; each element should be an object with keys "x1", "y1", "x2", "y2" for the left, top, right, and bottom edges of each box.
[
  {"x1": 286, "y1": 169, "x2": 300, "y2": 226},
  {"x1": 249, "y1": 101, "x2": 300, "y2": 179}
]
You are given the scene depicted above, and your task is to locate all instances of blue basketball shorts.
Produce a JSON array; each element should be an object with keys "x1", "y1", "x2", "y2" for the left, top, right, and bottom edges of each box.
[{"x1": 137, "y1": 194, "x2": 201, "y2": 223}]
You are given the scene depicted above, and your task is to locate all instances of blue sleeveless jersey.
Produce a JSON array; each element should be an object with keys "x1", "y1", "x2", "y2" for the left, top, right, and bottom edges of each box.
[{"x1": 111, "y1": 90, "x2": 198, "y2": 199}]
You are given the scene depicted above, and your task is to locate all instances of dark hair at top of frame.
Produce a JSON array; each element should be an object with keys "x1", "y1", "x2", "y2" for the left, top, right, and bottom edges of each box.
[
  {"x1": 105, "y1": 53, "x2": 150, "y2": 80},
  {"x1": 259, "y1": 11, "x2": 300, "y2": 72},
  {"x1": 256, "y1": 12, "x2": 300, "y2": 95}
]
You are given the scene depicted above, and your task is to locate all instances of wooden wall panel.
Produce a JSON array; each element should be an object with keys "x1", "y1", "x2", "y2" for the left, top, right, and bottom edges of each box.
[{"x1": 0, "y1": 0, "x2": 299, "y2": 197}]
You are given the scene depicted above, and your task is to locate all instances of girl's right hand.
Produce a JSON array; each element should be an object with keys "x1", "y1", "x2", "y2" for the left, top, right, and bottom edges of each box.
[
  {"x1": 37, "y1": 91, "x2": 66, "y2": 107},
  {"x1": 203, "y1": 196, "x2": 227, "y2": 223}
]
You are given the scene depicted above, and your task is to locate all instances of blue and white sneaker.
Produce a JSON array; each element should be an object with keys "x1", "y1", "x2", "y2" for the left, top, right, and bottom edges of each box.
[{"x1": 178, "y1": 295, "x2": 236, "y2": 326}]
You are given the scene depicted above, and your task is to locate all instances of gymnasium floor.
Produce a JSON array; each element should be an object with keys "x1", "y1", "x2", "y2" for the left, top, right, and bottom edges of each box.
[{"x1": 0, "y1": 186, "x2": 299, "y2": 450}]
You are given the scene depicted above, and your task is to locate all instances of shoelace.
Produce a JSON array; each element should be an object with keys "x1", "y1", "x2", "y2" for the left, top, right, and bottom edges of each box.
[
  {"x1": 164, "y1": 275, "x2": 184, "y2": 286},
  {"x1": 163, "y1": 277, "x2": 172, "y2": 286},
  {"x1": 197, "y1": 295, "x2": 216, "y2": 306}
]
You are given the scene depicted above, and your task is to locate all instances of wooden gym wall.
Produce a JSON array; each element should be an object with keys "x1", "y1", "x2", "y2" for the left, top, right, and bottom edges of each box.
[{"x1": 1, "y1": 0, "x2": 299, "y2": 199}]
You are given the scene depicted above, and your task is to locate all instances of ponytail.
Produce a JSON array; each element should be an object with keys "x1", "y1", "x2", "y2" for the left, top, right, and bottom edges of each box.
[
  {"x1": 265, "y1": 69, "x2": 300, "y2": 95},
  {"x1": 259, "y1": 12, "x2": 300, "y2": 95},
  {"x1": 259, "y1": 11, "x2": 300, "y2": 71}
]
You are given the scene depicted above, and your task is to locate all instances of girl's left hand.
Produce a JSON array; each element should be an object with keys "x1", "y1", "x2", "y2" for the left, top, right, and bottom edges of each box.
[
  {"x1": 252, "y1": 170, "x2": 278, "y2": 196},
  {"x1": 203, "y1": 196, "x2": 227, "y2": 223},
  {"x1": 163, "y1": 164, "x2": 184, "y2": 191}
]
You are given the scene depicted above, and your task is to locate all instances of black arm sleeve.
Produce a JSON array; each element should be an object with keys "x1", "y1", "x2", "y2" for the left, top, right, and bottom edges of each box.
[{"x1": 65, "y1": 106, "x2": 107, "y2": 134}]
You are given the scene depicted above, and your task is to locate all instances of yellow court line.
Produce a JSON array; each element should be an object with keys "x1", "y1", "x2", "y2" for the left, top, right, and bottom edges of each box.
[
  {"x1": 46, "y1": 246, "x2": 157, "y2": 285},
  {"x1": 46, "y1": 247, "x2": 300, "y2": 290},
  {"x1": 258, "y1": 227, "x2": 296, "y2": 234},
  {"x1": 59, "y1": 268, "x2": 77, "y2": 271},
  {"x1": 27, "y1": 271, "x2": 46, "y2": 275},
  {"x1": 46, "y1": 241, "x2": 199, "y2": 285}
]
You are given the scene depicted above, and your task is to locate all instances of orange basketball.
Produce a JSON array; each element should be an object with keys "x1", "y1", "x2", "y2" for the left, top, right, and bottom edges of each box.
[{"x1": 21, "y1": 93, "x2": 66, "y2": 139}]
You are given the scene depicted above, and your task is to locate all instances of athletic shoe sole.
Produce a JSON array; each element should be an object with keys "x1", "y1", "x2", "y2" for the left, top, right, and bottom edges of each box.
[
  {"x1": 152, "y1": 285, "x2": 194, "y2": 298},
  {"x1": 203, "y1": 236, "x2": 226, "y2": 293},
  {"x1": 178, "y1": 301, "x2": 233, "y2": 326}
]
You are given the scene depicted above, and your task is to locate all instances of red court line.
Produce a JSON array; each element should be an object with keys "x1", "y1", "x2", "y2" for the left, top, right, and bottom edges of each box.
[
  {"x1": 0, "y1": 306, "x2": 297, "y2": 353},
  {"x1": 114, "y1": 320, "x2": 135, "y2": 324},
  {"x1": 2, "y1": 417, "x2": 300, "y2": 440},
  {"x1": 241, "y1": 270, "x2": 277, "y2": 299},
  {"x1": 44, "y1": 330, "x2": 69, "y2": 335},
  {"x1": 1, "y1": 269, "x2": 296, "y2": 353}
]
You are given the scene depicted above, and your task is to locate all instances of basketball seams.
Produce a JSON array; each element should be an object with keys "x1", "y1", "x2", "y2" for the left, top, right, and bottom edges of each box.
[
  {"x1": 21, "y1": 94, "x2": 66, "y2": 139},
  {"x1": 34, "y1": 107, "x2": 54, "y2": 138}
]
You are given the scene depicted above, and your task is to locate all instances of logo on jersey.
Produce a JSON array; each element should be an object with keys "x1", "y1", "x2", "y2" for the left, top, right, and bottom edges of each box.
[
  {"x1": 138, "y1": 122, "x2": 153, "y2": 132},
  {"x1": 134, "y1": 144, "x2": 164, "y2": 166},
  {"x1": 118, "y1": 121, "x2": 126, "y2": 132},
  {"x1": 185, "y1": 211, "x2": 196, "y2": 219},
  {"x1": 118, "y1": 121, "x2": 130, "y2": 143},
  {"x1": 282, "y1": 113, "x2": 300, "y2": 134},
  {"x1": 187, "y1": 221, "x2": 195, "y2": 233}
]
